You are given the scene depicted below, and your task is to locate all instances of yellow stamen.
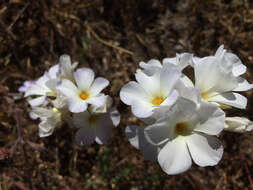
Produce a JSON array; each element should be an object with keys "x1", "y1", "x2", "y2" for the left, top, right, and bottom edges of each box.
[
  {"x1": 151, "y1": 96, "x2": 164, "y2": 105},
  {"x1": 61, "y1": 75, "x2": 65, "y2": 80},
  {"x1": 79, "y1": 92, "x2": 88, "y2": 100},
  {"x1": 201, "y1": 92, "x2": 208, "y2": 101}
]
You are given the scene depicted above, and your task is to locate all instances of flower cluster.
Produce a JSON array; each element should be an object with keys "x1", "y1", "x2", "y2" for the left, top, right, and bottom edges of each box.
[
  {"x1": 121, "y1": 45, "x2": 253, "y2": 175},
  {"x1": 19, "y1": 55, "x2": 120, "y2": 145}
]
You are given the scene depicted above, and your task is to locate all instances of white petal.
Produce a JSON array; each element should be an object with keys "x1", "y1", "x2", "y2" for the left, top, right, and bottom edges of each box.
[
  {"x1": 179, "y1": 75, "x2": 194, "y2": 88},
  {"x1": 125, "y1": 125, "x2": 158, "y2": 161},
  {"x1": 36, "y1": 73, "x2": 50, "y2": 87},
  {"x1": 209, "y1": 92, "x2": 247, "y2": 109},
  {"x1": 144, "y1": 120, "x2": 170, "y2": 146},
  {"x1": 194, "y1": 101, "x2": 225, "y2": 135},
  {"x1": 160, "y1": 90, "x2": 178, "y2": 107},
  {"x1": 194, "y1": 56, "x2": 237, "y2": 93},
  {"x1": 39, "y1": 121, "x2": 54, "y2": 137},
  {"x1": 48, "y1": 64, "x2": 59, "y2": 79},
  {"x1": 89, "y1": 77, "x2": 109, "y2": 96},
  {"x1": 214, "y1": 44, "x2": 225, "y2": 57},
  {"x1": 86, "y1": 94, "x2": 106, "y2": 108},
  {"x1": 139, "y1": 59, "x2": 162, "y2": 69},
  {"x1": 24, "y1": 84, "x2": 48, "y2": 97},
  {"x1": 72, "y1": 111, "x2": 90, "y2": 128},
  {"x1": 194, "y1": 56, "x2": 218, "y2": 92},
  {"x1": 120, "y1": 81, "x2": 148, "y2": 105},
  {"x1": 158, "y1": 138, "x2": 192, "y2": 175},
  {"x1": 176, "y1": 84, "x2": 201, "y2": 105},
  {"x1": 28, "y1": 96, "x2": 46, "y2": 107},
  {"x1": 232, "y1": 63, "x2": 246, "y2": 76},
  {"x1": 225, "y1": 52, "x2": 246, "y2": 76},
  {"x1": 234, "y1": 77, "x2": 253, "y2": 91},
  {"x1": 187, "y1": 133, "x2": 223, "y2": 167},
  {"x1": 162, "y1": 57, "x2": 177, "y2": 65},
  {"x1": 32, "y1": 107, "x2": 54, "y2": 118},
  {"x1": 45, "y1": 79, "x2": 58, "y2": 92},
  {"x1": 225, "y1": 117, "x2": 253, "y2": 133},
  {"x1": 175, "y1": 53, "x2": 193, "y2": 70},
  {"x1": 74, "y1": 68, "x2": 94, "y2": 90},
  {"x1": 56, "y1": 79, "x2": 79, "y2": 98},
  {"x1": 110, "y1": 109, "x2": 120, "y2": 127},
  {"x1": 75, "y1": 126, "x2": 96, "y2": 146},
  {"x1": 68, "y1": 97, "x2": 88, "y2": 113},
  {"x1": 94, "y1": 113, "x2": 113, "y2": 144},
  {"x1": 131, "y1": 100, "x2": 153, "y2": 118},
  {"x1": 135, "y1": 71, "x2": 160, "y2": 95},
  {"x1": 59, "y1": 54, "x2": 74, "y2": 81},
  {"x1": 160, "y1": 68, "x2": 181, "y2": 96},
  {"x1": 125, "y1": 125, "x2": 141, "y2": 149},
  {"x1": 29, "y1": 112, "x2": 39, "y2": 120}
]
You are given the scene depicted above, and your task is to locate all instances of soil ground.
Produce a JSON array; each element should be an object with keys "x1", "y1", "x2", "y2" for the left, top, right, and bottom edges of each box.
[{"x1": 0, "y1": 0, "x2": 253, "y2": 189}]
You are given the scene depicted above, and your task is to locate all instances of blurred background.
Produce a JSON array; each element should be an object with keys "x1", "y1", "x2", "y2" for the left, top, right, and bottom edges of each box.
[{"x1": 0, "y1": 0, "x2": 253, "y2": 189}]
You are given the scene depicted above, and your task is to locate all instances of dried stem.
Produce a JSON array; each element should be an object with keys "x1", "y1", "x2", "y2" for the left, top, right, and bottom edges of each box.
[{"x1": 87, "y1": 25, "x2": 134, "y2": 55}]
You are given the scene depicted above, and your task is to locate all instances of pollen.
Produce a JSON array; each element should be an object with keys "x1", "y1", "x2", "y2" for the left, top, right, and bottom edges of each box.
[
  {"x1": 175, "y1": 122, "x2": 189, "y2": 136},
  {"x1": 201, "y1": 92, "x2": 209, "y2": 101},
  {"x1": 79, "y1": 91, "x2": 88, "y2": 100},
  {"x1": 151, "y1": 96, "x2": 164, "y2": 105}
]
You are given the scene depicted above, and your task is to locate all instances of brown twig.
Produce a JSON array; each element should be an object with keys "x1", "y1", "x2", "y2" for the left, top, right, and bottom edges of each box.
[
  {"x1": 0, "y1": 6, "x2": 7, "y2": 16},
  {"x1": 87, "y1": 25, "x2": 134, "y2": 55},
  {"x1": 7, "y1": 4, "x2": 29, "y2": 31}
]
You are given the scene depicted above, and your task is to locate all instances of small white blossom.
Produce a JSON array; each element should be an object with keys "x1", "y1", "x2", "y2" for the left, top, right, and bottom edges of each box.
[
  {"x1": 56, "y1": 68, "x2": 109, "y2": 113},
  {"x1": 224, "y1": 117, "x2": 253, "y2": 133},
  {"x1": 24, "y1": 72, "x2": 56, "y2": 107},
  {"x1": 73, "y1": 108, "x2": 120, "y2": 146},
  {"x1": 191, "y1": 45, "x2": 253, "y2": 109},
  {"x1": 144, "y1": 91, "x2": 225, "y2": 175},
  {"x1": 31, "y1": 107, "x2": 62, "y2": 137},
  {"x1": 120, "y1": 67, "x2": 181, "y2": 118}
]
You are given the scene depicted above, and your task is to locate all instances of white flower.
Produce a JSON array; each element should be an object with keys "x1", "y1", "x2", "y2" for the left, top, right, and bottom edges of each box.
[
  {"x1": 31, "y1": 107, "x2": 62, "y2": 137},
  {"x1": 162, "y1": 53, "x2": 193, "y2": 71},
  {"x1": 125, "y1": 125, "x2": 159, "y2": 161},
  {"x1": 73, "y1": 108, "x2": 120, "y2": 145},
  {"x1": 24, "y1": 72, "x2": 57, "y2": 107},
  {"x1": 144, "y1": 94, "x2": 225, "y2": 175},
  {"x1": 191, "y1": 45, "x2": 253, "y2": 109},
  {"x1": 120, "y1": 67, "x2": 181, "y2": 118},
  {"x1": 56, "y1": 68, "x2": 109, "y2": 113},
  {"x1": 224, "y1": 117, "x2": 253, "y2": 133},
  {"x1": 138, "y1": 53, "x2": 193, "y2": 76}
]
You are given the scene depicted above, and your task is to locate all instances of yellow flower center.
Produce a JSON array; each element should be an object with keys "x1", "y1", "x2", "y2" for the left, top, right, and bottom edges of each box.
[
  {"x1": 151, "y1": 96, "x2": 164, "y2": 105},
  {"x1": 201, "y1": 92, "x2": 209, "y2": 101},
  {"x1": 79, "y1": 91, "x2": 89, "y2": 100},
  {"x1": 175, "y1": 122, "x2": 189, "y2": 136}
]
